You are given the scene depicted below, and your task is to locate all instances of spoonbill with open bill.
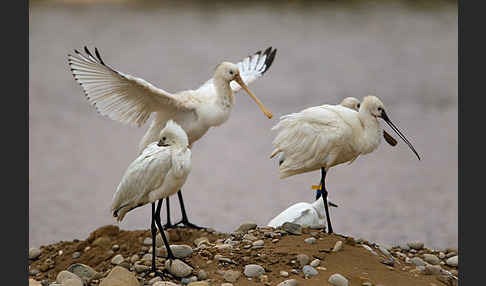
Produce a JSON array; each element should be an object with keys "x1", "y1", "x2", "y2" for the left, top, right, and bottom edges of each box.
[
  {"x1": 68, "y1": 46, "x2": 276, "y2": 228},
  {"x1": 111, "y1": 120, "x2": 191, "y2": 276},
  {"x1": 270, "y1": 95, "x2": 420, "y2": 234}
]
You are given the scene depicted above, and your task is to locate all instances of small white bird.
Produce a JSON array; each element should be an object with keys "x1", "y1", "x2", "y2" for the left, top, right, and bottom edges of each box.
[
  {"x1": 270, "y1": 95, "x2": 420, "y2": 233},
  {"x1": 267, "y1": 200, "x2": 328, "y2": 228},
  {"x1": 111, "y1": 120, "x2": 191, "y2": 274},
  {"x1": 69, "y1": 46, "x2": 276, "y2": 228}
]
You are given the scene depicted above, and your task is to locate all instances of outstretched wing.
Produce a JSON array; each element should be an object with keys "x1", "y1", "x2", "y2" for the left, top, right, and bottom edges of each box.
[
  {"x1": 197, "y1": 47, "x2": 277, "y2": 93},
  {"x1": 68, "y1": 47, "x2": 198, "y2": 127}
]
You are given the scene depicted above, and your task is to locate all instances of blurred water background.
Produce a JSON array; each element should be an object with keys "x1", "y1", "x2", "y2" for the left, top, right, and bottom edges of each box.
[{"x1": 29, "y1": 0, "x2": 457, "y2": 249}]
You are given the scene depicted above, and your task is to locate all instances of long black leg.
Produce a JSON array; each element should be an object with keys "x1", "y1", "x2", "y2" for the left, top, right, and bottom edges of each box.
[
  {"x1": 154, "y1": 199, "x2": 176, "y2": 259},
  {"x1": 316, "y1": 183, "x2": 338, "y2": 207},
  {"x1": 173, "y1": 190, "x2": 205, "y2": 229},
  {"x1": 320, "y1": 168, "x2": 334, "y2": 234},
  {"x1": 163, "y1": 198, "x2": 176, "y2": 228},
  {"x1": 150, "y1": 201, "x2": 164, "y2": 276}
]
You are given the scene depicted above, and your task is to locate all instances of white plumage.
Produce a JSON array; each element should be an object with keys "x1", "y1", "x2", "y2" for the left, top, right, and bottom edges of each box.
[
  {"x1": 68, "y1": 46, "x2": 276, "y2": 152},
  {"x1": 267, "y1": 200, "x2": 326, "y2": 228},
  {"x1": 111, "y1": 120, "x2": 191, "y2": 222},
  {"x1": 270, "y1": 95, "x2": 420, "y2": 233}
]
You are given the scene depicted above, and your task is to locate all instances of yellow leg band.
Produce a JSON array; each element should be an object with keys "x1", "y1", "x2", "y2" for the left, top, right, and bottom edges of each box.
[{"x1": 312, "y1": 185, "x2": 322, "y2": 190}]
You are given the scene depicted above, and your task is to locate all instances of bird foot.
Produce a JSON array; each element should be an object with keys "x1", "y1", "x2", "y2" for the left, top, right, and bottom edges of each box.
[
  {"x1": 163, "y1": 222, "x2": 178, "y2": 229},
  {"x1": 173, "y1": 219, "x2": 205, "y2": 230}
]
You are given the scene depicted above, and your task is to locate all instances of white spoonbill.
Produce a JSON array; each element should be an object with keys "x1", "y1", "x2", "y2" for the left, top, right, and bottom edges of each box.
[
  {"x1": 270, "y1": 95, "x2": 420, "y2": 234},
  {"x1": 111, "y1": 120, "x2": 191, "y2": 275},
  {"x1": 68, "y1": 46, "x2": 276, "y2": 228},
  {"x1": 267, "y1": 199, "x2": 328, "y2": 228}
]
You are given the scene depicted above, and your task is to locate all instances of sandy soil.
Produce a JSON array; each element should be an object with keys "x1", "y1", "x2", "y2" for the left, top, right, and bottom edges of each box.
[{"x1": 28, "y1": 225, "x2": 458, "y2": 286}]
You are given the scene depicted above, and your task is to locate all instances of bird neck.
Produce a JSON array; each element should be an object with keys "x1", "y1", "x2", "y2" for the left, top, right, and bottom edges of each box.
[
  {"x1": 213, "y1": 76, "x2": 235, "y2": 109},
  {"x1": 357, "y1": 110, "x2": 382, "y2": 154}
]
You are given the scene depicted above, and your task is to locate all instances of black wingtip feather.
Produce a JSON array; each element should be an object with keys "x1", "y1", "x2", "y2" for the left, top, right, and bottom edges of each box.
[
  {"x1": 94, "y1": 47, "x2": 105, "y2": 66},
  {"x1": 84, "y1": 46, "x2": 93, "y2": 58},
  {"x1": 262, "y1": 47, "x2": 277, "y2": 74}
]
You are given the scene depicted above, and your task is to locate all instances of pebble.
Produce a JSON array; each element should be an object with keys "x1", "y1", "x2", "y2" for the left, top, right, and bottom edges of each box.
[
  {"x1": 424, "y1": 264, "x2": 442, "y2": 275},
  {"x1": 29, "y1": 248, "x2": 42, "y2": 260},
  {"x1": 62, "y1": 280, "x2": 83, "y2": 286},
  {"x1": 379, "y1": 246, "x2": 392, "y2": 257},
  {"x1": 304, "y1": 237, "x2": 317, "y2": 244},
  {"x1": 328, "y1": 273, "x2": 349, "y2": 286},
  {"x1": 362, "y1": 282, "x2": 373, "y2": 286},
  {"x1": 344, "y1": 237, "x2": 356, "y2": 246},
  {"x1": 423, "y1": 254, "x2": 440, "y2": 265},
  {"x1": 56, "y1": 271, "x2": 83, "y2": 285},
  {"x1": 111, "y1": 254, "x2": 124, "y2": 265},
  {"x1": 187, "y1": 282, "x2": 209, "y2": 286},
  {"x1": 143, "y1": 237, "x2": 153, "y2": 246},
  {"x1": 407, "y1": 242, "x2": 424, "y2": 250},
  {"x1": 244, "y1": 264, "x2": 265, "y2": 278},
  {"x1": 296, "y1": 254, "x2": 310, "y2": 267},
  {"x1": 310, "y1": 259, "x2": 320, "y2": 267},
  {"x1": 163, "y1": 245, "x2": 193, "y2": 259},
  {"x1": 92, "y1": 236, "x2": 111, "y2": 249},
  {"x1": 99, "y1": 266, "x2": 139, "y2": 286},
  {"x1": 362, "y1": 245, "x2": 378, "y2": 256},
  {"x1": 197, "y1": 269, "x2": 208, "y2": 280},
  {"x1": 277, "y1": 279, "x2": 298, "y2": 286},
  {"x1": 280, "y1": 271, "x2": 289, "y2": 277},
  {"x1": 446, "y1": 255, "x2": 458, "y2": 267},
  {"x1": 142, "y1": 253, "x2": 153, "y2": 261},
  {"x1": 148, "y1": 277, "x2": 162, "y2": 285},
  {"x1": 446, "y1": 251, "x2": 457, "y2": 258},
  {"x1": 235, "y1": 223, "x2": 257, "y2": 233},
  {"x1": 409, "y1": 257, "x2": 426, "y2": 266},
  {"x1": 181, "y1": 276, "x2": 198, "y2": 285},
  {"x1": 130, "y1": 254, "x2": 139, "y2": 263},
  {"x1": 223, "y1": 270, "x2": 241, "y2": 283},
  {"x1": 252, "y1": 240, "x2": 264, "y2": 247},
  {"x1": 220, "y1": 284, "x2": 233, "y2": 286},
  {"x1": 302, "y1": 265, "x2": 318, "y2": 277},
  {"x1": 272, "y1": 239, "x2": 280, "y2": 243},
  {"x1": 134, "y1": 264, "x2": 149, "y2": 273},
  {"x1": 399, "y1": 244, "x2": 410, "y2": 251},
  {"x1": 282, "y1": 222, "x2": 302, "y2": 235},
  {"x1": 71, "y1": 252, "x2": 81, "y2": 259},
  {"x1": 333, "y1": 241, "x2": 343, "y2": 252},
  {"x1": 153, "y1": 282, "x2": 179, "y2": 286},
  {"x1": 165, "y1": 259, "x2": 193, "y2": 278},
  {"x1": 438, "y1": 252, "x2": 446, "y2": 259},
  {"x1": 67, "y1": 263, "x2": 100, "y2": 283},
  {"x1": 193, "y1": 237, "x2": 210, "y2": 248}
]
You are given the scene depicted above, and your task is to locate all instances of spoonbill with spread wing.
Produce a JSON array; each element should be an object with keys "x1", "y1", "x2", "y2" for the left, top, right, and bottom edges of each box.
[
  {"x1": 69, "y1": 46, "x2": 276, "y2": 228},
  {"x1": 270, "y1": 95, "x2": 420, "y2": 234}
]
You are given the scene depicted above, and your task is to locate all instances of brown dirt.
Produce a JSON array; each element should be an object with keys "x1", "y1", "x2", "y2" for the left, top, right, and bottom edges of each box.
[{"x1": 29, "y1": 225, "x2": 457, "y2": 285}]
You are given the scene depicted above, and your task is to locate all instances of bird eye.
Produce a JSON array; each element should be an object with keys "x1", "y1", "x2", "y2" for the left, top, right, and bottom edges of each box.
[
  {"x1": 357, "y1": 103, "x2": 360, "y2": 109},
  {"x1": 162, "y1": 137, "x2": 166, "y2": 141},
  {"x1": 229, "y1": 70, "x2": 234, "y2": 75},
  {"x1": 378, "y1": 107, "x2": 383, "y2": 112}
]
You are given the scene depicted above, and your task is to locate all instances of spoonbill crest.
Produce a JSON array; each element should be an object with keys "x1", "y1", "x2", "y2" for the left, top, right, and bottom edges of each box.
[
  {"x1": 270, "y1": 95, "x2": 420, "y2": 233},
  {"x1": 111, "y1": 120, "x2": 191, "y2": 275},
  {"x1": 68, "y1": 46, "x2": 277, "y2": 228}
]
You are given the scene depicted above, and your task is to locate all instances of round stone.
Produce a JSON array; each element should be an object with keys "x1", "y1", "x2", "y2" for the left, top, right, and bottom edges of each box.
[
  {"x1": 244, "y1": 264, "x2": 265, "y2": 278},
  {"x1": 332, "y1": 241, "x2": 343, "y2": 252},
  {"x1": 223, "y1": 270, "x2": 241, "y2": 283},
  {"x1": 296, "y1": 254, "x2": 310, "y2": 267},
  {"x1": 407, "y1": 242, "x2": 424, "y2": 250},
  {"x1": 423, "y1": 254, "x2": 440, "y2": 265},
  {"x1": 111, "y1": 254, "x2": 124, "y2": 265},
  {"x1": 446, "y1": 255, "x2": 458, "y2": 267},
  {"x1": 304, "y1": 237, "x2": 317, "y2": 244},
  {"x1": 310, "y1": 259, "x2": 320, "y2": 267},
  {"x1": 328, "y1": 273, "x2": 349, "y2": 286},
  {"x1": 165, "y1": 259, "x2": 193, "y2": 278},
  {"x1": 280, "y1": 271, "x2": 289, "y2": 277},
  {"x1": 29, "y1": 248, "x2": 42, "y2": 260},
  {"x1": 197, "y1": 269, "x2": 208, "y2": 280},
  {"x1": 409, "y1": 257, "x2": 426, "y2": 266},
  {"x1": 302, "y1": 265, "x2": 318, "y2": 277},
  {"x1": 277, "y1": 279, "x2": 298, "y2": 286},
  {"x1": 424, "y1": 264, "x2": 442, "y2": 275}
]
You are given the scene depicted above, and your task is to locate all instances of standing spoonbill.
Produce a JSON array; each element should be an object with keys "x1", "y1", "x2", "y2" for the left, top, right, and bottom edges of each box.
[
  {"x1": 270, "y1": 95, "x2": 420, "y2": 234},
  {"x1": 68, "y1": 46, "x2": 276, "y2": 228},
  {"x1": 111, "y1": 120, "x2": 191, "y2": 276}
]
